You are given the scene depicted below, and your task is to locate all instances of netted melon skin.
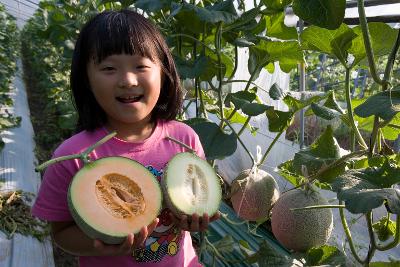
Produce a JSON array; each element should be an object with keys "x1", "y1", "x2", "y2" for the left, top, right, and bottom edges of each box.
[
  {"x1": 162, "y1": 152, "x2": 222, "y2": 218},
  {"x1": 230, "y1": 169, "x2": 280, "y2": 221},
  {"x1": 271, "y1": 188, "x2": 333, "y2": 252}
]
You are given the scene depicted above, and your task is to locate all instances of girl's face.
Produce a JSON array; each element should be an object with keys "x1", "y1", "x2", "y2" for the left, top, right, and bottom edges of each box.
[{"x1": 87, "y1": 54, "x2": 162, "y2": 129}]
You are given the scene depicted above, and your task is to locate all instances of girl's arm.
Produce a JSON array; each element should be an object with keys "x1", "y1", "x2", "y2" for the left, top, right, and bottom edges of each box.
[{"x1": 51, "y1": 219, "x2": 159, "y2": 256}]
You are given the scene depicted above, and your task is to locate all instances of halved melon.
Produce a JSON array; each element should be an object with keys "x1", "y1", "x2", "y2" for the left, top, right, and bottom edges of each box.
[
  {"x1": 67, "y1": 157, "x2": 162, "y2": 244},
  {"x1": 162, "y1": 152, "x2": 221, "y2": 217}
]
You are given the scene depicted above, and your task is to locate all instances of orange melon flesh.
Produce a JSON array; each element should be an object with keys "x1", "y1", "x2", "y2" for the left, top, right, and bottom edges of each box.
[{"x1": 68, "y1": 157, "x2": 162, "y2": 244}]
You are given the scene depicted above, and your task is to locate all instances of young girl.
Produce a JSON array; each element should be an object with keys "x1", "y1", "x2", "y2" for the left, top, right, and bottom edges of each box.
[{"x1": 32, "y1": 9, "x2": 219, "y2": 267}]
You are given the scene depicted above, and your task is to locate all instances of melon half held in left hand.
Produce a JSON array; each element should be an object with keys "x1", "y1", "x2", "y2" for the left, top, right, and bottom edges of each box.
[
  {"x1": 162, "y1": 152, "x2": 222, "y2": 217},
  {"x1": 67, "y1": 157, "x2": 163, "y2": 245}
]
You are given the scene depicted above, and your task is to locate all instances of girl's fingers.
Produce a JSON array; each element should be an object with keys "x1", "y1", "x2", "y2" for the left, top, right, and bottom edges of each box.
[
  {"x1": 119, "y1": 233, "x2": 134, "y2": 252},
  {"x1": 133, "y1": 218, "x2": 159, "y2": 248},
  {"x1": 179, "y1": 215, "x2": 189, "y2": 230},
  {"x1": 190, "y1": 213, "x2": 199, "y2": 232},
  {"x1": 199, "y1": 213, "x2": 210, "y2": 232},
  {"x1": 147, "y1": 218, "x2": 159, "y2": 234},
  {"x1": 133, "y1": 227, "x2": 147, "y2": 248},
  {"x1": 210, "y1": 211, "x2": 221, "y2": 222}
]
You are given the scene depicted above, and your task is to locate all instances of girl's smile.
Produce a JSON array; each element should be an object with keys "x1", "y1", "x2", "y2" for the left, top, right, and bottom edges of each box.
[{"x1": 87, "y1": 53, "x2": 162, "y2": 140}]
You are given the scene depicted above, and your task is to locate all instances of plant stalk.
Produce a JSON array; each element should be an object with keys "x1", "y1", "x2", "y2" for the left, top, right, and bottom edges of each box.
[
  {"x1": 357, "y1": 0, "x2": 384, "y2": 86},
  {"x1": 345, "y1": 68, "x2": 368, "y2": 150},
  {"x1": 339, "y1": 200, "x2": 364, "y2": 264},
  {"x1": 257, "y1": 130, "x2": 284, "y2": 168}
]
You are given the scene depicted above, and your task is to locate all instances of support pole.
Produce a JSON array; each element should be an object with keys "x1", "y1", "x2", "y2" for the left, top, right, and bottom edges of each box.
[{"x1": 298, "y1": 19, "x2": 306, "y2": 149}]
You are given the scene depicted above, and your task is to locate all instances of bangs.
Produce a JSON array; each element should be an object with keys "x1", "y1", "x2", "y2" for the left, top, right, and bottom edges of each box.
[{"x1": 87, "y1": 11, "x2": 159, "y2": 63}]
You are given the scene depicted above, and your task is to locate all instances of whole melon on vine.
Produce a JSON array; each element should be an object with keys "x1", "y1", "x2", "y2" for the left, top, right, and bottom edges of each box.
[
  {"x1": 230, "y1": 168, "x2": 280, "y2": 221},
  {"x1": 271, "y1": 187, "x2": 333, "y2": 252}
]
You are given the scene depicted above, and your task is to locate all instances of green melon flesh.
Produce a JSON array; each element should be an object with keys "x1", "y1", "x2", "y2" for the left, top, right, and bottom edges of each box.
[
  {"x1": 271, "y1": 188, "x2": 333, "y2": 252},
  {"x1": 68, "y1": 157, "x2": 162, "y2": 245},
  {"x1": 230, "y1": 169, "x2": 279, "y2": 221},
  {"x1": 162, "y1": 152, "x2": 221, "y2": 217}
]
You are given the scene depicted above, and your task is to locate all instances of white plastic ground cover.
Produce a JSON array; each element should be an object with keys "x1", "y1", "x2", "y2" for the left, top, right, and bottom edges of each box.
[{"x1": 0, "y1": 60, "x2": 54, "y2": 267}]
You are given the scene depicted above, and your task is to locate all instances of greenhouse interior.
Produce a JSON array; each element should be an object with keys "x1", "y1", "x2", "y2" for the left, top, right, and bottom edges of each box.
[{"x1": 0, "y1": 0, "x2": 400, "y2": 266}]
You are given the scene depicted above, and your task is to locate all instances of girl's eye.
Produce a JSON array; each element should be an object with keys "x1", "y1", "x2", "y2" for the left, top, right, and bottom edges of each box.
[
  {"x1": 137, "y1": 65, "x2": 150, "y2": 69},
  {"x1": 101, "y1": 66, "x2": 115, "y2": 71}
]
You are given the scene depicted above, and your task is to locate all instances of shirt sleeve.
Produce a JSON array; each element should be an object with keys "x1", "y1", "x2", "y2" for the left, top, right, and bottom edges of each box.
[{"x1": 31, "y1": 154, "x2": 79, "y2": 222}]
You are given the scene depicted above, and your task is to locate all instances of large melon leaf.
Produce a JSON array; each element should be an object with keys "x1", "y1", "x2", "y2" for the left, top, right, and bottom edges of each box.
[{"x1": 331, "y1": 160, "x2": 400, "y2": 214}]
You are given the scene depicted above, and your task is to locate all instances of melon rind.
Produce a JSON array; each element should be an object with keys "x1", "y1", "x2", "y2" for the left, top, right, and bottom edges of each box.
[
  {"x1": 230, "y1": 169, "x2": 280, "y2": 221},
  {"x1": 67, "y1": 157, "x2": 162, "y2": 245},
  {"x1": 271, "y1": 188, "x2": 333, "y2": 252},
  {"x1": 162, "y1": 152, "x2": 221, "y2": 217}
]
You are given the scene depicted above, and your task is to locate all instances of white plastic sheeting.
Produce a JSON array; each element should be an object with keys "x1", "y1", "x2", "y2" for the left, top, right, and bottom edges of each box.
[{"x1": 0, "y1": 60, "x2": 54, "y2": 267}]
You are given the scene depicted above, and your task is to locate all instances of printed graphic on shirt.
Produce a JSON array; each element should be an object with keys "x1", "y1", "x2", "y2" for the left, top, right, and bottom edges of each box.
[{"x1": 133, "y1": 165, "x2": 183, "y2": 263}]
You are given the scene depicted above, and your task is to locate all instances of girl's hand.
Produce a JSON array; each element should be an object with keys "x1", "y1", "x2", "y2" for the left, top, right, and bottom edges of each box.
[
  {"x1": 169, "y1": 212, "x2": 220, "y2": 232},
  {"x1": 93, "y1": 218, "x2": 159, "y2": 256}
]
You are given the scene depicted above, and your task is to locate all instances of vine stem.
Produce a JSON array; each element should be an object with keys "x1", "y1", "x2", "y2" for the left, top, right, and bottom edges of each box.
[
  {"x1": 290, "y1": 204, "x2": 345, "y2": 211},
  {"x1": 365, "y1": 212, "x2": 377, "y2": 265},
  {"x1": 375, "y1": 214, "x2": 400, "y2": 251},
  {"x1": 256, "y1": 130, "x2": 284, "y2": 168},
  {"x1": 222, "y1": 119, "x2": 255, "y2": 164},
  {"x1": 369, "y1": 29, "x2": 400, "y2": 155},
  {"x1": 35, "y1": 131, "x2": 117, "y2": 171},
  {"x1": 215, "y1": 22, "x2": 224, "y2": 129},
  {"x1": 165, "y1": 136, "x2": 196, "y2": 154},
  {"x1": 345, "y1": 67, "x2": 368, "y2": 150},
  {"x1": 339, "y1": 200, "x2": 364, "y2": 264},
  {"x1": 357, "y1": 0, "x2": 384, "y2": 86}
]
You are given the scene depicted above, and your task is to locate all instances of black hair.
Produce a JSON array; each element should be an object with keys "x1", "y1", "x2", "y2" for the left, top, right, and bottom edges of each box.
[{"x1": 70, "y1": 9, "x2": 182, "y2": 131}]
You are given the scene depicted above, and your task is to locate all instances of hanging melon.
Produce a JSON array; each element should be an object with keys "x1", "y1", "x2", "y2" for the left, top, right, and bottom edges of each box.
[
  {"x1": 271, "y1": 187, "x2": 333, "y2": 252},
  {"x1": 230, "y1": 168, "x2": 280, "y2": 221},
  {"x1": 162, "y1": 152, "x2": 221, "y2": 217}
]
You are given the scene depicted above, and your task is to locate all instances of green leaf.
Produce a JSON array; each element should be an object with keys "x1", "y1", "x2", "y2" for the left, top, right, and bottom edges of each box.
[
  {"x1": 250, "y1": 39, "x2": 304, "y2": 74},
  {"x1": 278, "y1": 160, "x2": 303, "y2": 187},
  {"x1": 269, "y1": 83, "x2": 285, "y2": 100},
  {"x1": 331, "y1": 160, "x2": 400, "y2": 214},
  {"x1": 208, "y1": 235, "x2": 235, "y2": 254},
  {"x1": 301, "y1": 24, "x2": 356, "y2": 65},
  {"x1": 227, "y1": 91, "x2": 271, "y2": 116},
  {"x1": 292, "y1": 0, "x2": 345, "y2": 30},
  {"x1": 184, "y1": 119, "x2": 237, "y2": 160},
  {"x1": 262, "y1": 0, "x2": 293, "y2": 11},
  {"x1": 265, "y1": 12, "x2": 297, "y2": 40},
  {"x1": 134, "y1": 0, "x2": 171, "y2": 12},
  {"x1": 311, "y1": 103, "x2": 342, "y2": 120},
  {"x1": 283, "y1": 92, "x2": 327, "y2": 112},
  {"x1": 305, "y1": 245, "x2": 347, "y2": 266},
  {"x1": 324, "y1": 91, "x2": 345, "y2": 114},
  {"x1": 349, "y1": 23, "x2": 399, "y2": 66},
  {"x1": 293, "y1": 125, "x2": 345, "y2": 181},
  {"x1": 174, "y1": 56, "x2": 211, "y2": 79},
  {"x1": 246, "y1": 241, "x2": 296, "y2": 266},
  {"x1": 354, "y1": 87, "x2": 400, "y2": 121},
  {"x1": 266, "y1": 110, "x2": 294, "y2": 132},
  {"x1": 372, "y1": 216, "x2": 397, "y2": 242},
  {"x1": 330, "y1": 29, "x2": 358, "y2": 66}
]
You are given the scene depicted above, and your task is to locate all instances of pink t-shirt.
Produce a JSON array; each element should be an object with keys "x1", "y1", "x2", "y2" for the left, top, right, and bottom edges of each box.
[{"x1": 32, "y1": 120, "x2": 204, "y2": 267}]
